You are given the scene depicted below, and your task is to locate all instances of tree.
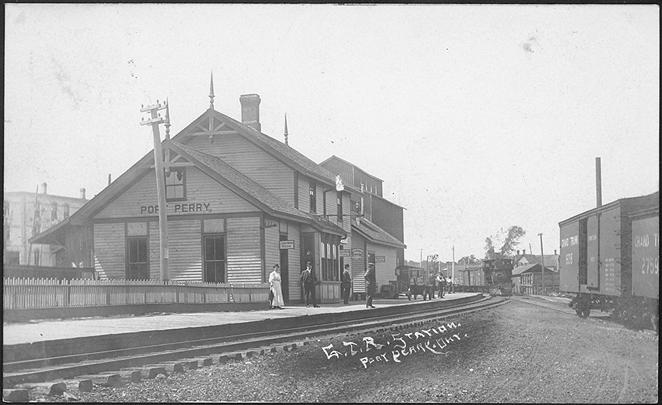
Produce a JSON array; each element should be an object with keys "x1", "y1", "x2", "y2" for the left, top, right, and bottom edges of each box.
[
  {"x1": 484, "y1": 225, "x2": 526, "y2": 259},
  {"x1": 458, "y1": 255, "x2": 480, "y2": 265},
  {"x1": 499, "y1": 226, "x2": 526, "y2": 257}
]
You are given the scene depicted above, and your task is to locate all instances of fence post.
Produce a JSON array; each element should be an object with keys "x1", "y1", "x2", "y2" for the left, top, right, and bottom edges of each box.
[{"x1": 66, "y1": 280, "x2": 71, "y2": 307}]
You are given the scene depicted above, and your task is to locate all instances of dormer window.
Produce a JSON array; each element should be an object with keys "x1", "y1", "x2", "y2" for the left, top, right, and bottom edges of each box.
[{"x1": 165, "y1": 168, "x2": 186, "y2": 201}]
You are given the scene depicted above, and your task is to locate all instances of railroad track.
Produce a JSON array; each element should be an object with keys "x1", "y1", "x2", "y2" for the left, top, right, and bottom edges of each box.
[{"x1": 3, "y1": 295, "x2": 508, "y2": 398}]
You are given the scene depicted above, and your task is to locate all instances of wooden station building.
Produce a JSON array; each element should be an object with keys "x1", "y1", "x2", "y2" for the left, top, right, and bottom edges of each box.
[{"x1": 31, "y1": 81, "x2": 406, "y2": 303}]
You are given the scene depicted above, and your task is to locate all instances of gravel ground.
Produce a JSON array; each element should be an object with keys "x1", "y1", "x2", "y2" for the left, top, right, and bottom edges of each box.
[{"x1": 44, "y1": 299, "x2": 658, "y2": 403}]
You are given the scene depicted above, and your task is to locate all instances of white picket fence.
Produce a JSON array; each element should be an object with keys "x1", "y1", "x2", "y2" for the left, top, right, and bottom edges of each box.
[{"x1": 3, "y1": 277, "x2": 270, "y2": 310}]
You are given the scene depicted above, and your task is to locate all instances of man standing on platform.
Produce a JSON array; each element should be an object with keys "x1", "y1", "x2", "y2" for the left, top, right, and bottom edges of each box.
[
  {"x1": 364, "y1": 263, "x2": 376, "y2": 308},
  {"x1": 301, "y1": 261, "x2": 320, "y2": 307},
  {"x1": 436, "y1": 272, "x2": 446, "y2": 298},
  {"x1": 341, "y1": 264, "x2": 352, "y2": 304}
]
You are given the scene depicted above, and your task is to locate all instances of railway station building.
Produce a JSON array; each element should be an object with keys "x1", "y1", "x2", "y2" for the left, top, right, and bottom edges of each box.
[{"x1": 31, "y1": 85, "x2": 406, "y2": 304}]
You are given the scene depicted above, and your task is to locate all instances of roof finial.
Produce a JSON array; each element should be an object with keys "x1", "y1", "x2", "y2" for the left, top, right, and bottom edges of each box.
[
  {"x1": 164, "y1": 98, "x2": 171, "y2": 140},
  {"x1": 284, "y1": 113, "x2": 289, "y2": 146},
  {"x1": 209, "y1": 71, "x2": 215, "y2": 109}
]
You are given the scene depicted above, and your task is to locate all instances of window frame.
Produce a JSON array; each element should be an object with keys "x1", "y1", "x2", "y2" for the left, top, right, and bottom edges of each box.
[
  {"x1": 165, "y1": 167, "x2": 187, "y2": 202},
  {"x1": 126, "y1": 236, "x2": 150, "y2": 280},
  {"x1": 309, "y1": 182, "x2": 317, "y2": 213},
  {"x1": 202, "y1": 233, "x2": 226, "y2": 283}
]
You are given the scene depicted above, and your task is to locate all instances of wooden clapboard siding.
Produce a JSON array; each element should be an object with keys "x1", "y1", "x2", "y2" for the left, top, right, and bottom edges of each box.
[
  {"x1": 370, "y1": 242, "x2": 397, "y2": 293},
  {"x1": 186, "y1": 133, "x2": 294, "y2": 203},
  {"x1": 169, "y1": 219, "x2": 203, "y2": 281},
  {"x1": 351, "y1": 233, "x2": 366, "y2": 293},
  {"x1": 93, "y1": 223, "x2": 125, "y2": 280},
  {"x1": 149, "y1": 220, "x2": 202, "y2": 281},
  {"x1": 264, "y1": 221, "x2": 280, "y2": 274},
  {"x1": 95, "y1": 167, "x2": 256, "y2": 219},
  {"x1": 226, "y1": 217, "x2": 262, "y2": 284},
  {"x1": 288, "y1": 224, "x2": 302, "y2": 300}
]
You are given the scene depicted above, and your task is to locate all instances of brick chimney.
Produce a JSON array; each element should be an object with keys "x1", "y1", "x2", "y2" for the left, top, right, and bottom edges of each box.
[
  {"x1": 239, "y1": 94, "x2": 261, "y2": 132},
  {"x1": 41, "y1": 182, "x2": 47, "y2": 194},
  {"x1": 80, "y1": 188, "x2": 86, "y2": 200}
]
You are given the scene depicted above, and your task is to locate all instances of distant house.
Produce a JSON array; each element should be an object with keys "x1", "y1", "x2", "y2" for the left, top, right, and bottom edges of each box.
[
  {"x1": 513, "y1": 263, "x2": 560, "y2": 295},
  {"x1": 513, "y1": 249, "x2": 560, "y2": 272}
]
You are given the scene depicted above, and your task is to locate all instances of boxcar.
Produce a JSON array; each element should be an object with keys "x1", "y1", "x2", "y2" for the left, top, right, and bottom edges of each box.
[{"x1": 559, "y1": 191, "x2": 659, "y2": 329}]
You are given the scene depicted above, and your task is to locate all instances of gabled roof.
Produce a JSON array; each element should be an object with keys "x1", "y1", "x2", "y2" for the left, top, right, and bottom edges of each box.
[
  {"x1": 319, "y1": 155, "x2": 384, "y2": 182},
  {"x1": 180, "y1": 109, "x2": 350, "y2": 190},
  {"x1": 513, "y1": 262, "x2": 558, "y2": 276},
  {"x1": 30, "y1": 106, "x2": 357, "y2": 244},
  {"x1": 171, "y1": 142, "x2": 345, "y2": 236},
  {"x1": 515, "y1": 254, "x2": 559, "y2": 268},
  {"x1": 352, "y1": 218, "x2": 406, "y2": 249}
]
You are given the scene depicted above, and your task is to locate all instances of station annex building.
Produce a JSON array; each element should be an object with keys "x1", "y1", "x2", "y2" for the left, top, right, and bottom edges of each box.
[{"x1": 31, "y1": 86, "x2": 406, "y2": 304}]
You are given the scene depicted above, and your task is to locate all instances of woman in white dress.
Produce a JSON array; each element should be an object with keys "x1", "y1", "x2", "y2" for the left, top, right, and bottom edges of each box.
[{"x1": 269, "y1": 264, "x2": 285, "y2": 309}]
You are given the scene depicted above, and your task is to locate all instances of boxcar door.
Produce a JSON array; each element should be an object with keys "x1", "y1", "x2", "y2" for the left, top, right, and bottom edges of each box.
[{"x1": 586, "y1": 215, "x2": 600, "y2": 289}]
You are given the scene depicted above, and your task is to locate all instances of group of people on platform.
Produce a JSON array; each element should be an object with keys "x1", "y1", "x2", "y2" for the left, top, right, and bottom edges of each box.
[
  {"x1": 268, "y1": 262, "x2": 377, "y2": 310},
  {"x1": 269, "y1": 262, "x2": 456, "y2": 309},
  {"x1": 409, "y1": 272, "x2": 454, "y2": 301}
]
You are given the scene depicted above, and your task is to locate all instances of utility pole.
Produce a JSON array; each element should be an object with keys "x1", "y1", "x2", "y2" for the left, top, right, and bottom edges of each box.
[
  {"x1": 451, "y1": 245, "x2": 455, "y2": 283},
  {"x1": 140, "y1": 100, "x2": 169, "y2": 281},
  {"x1": 538, "y1": 233, "x2": 544, "y2": 295}
]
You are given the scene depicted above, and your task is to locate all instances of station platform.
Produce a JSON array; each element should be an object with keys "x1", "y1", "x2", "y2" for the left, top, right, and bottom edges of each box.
[{"x1": 3, "y1": 293, "x2": 477, "y2": 346}]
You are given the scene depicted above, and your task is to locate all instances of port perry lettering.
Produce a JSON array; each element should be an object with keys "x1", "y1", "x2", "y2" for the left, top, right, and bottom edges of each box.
[
  {"x1": 140, "y1": 203, "x2": 211, "y2": 215},
  {"x1": 322, "y1": 321, "x2": 467, "y2": 368}
]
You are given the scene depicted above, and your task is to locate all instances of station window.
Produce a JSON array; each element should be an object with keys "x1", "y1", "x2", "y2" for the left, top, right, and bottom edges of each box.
[
  {"x1": 336, "y1": 192, "x2": 343, "y2": 223},
  {"x1": 126, "y1": 237, "x2": 149, "y2": 280},
  {"x1": 63, "y1": 204, "x2": 70, "y2": 219},
  {"x1": 203, "y1": 234, "x2": 226, "y2": 283},
  {"x1": 165, "y1": 168, "x2": 186, "y2": 201},
  {"x1": 51, "y1": 202, "x2": 58, "y2": 221},
  {"x1": 321, "y1": 237, "x2": 340, "y2": 281},
  {"x1": 309, "y1": 182, "x2": 317, "y2": 213}
]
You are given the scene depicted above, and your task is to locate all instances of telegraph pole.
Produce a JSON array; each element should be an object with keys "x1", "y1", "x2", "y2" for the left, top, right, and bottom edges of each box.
[
  {"x1": 451, "y1": 245, "x2": 455, "y2": 283},
  {"x1": 538, "y1": 233, "x2": 544, "y2": 295},
  {"x1": 140, "y1": 100, "x2": 169, "y2": 281}
]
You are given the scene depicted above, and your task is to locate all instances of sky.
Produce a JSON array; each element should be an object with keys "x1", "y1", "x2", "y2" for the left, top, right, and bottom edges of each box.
[{"x1": 4, "y1": 4, "x2": 659, "y2": 262}]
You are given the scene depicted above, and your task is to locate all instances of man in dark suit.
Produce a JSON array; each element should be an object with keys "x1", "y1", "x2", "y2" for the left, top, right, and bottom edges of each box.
[
  {"x1": 341, "y1": 264, "x2": 352, "y2": 304},
  {"x1": 300, "y1": 261, "x2": 320, "y2": 307},
  {"x1": 364, "y1": 263, "x2": 376, "y2": 308}
]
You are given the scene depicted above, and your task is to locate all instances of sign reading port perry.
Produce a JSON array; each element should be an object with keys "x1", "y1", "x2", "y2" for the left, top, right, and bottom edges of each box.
[{"x1": 140, "y1": 202, "x2": 212, "y2": 215}]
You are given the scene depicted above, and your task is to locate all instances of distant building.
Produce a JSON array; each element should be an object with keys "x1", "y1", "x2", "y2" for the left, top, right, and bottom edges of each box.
[
  {"x1": 4, "y1": 183, "x2": 87, "y2": 266},
  {"x1": 513, "y1": 262, "x2": 560, "y2": 295},
  {"x1": 513, "y1": 249, "x2": 560, "y2": 271}
]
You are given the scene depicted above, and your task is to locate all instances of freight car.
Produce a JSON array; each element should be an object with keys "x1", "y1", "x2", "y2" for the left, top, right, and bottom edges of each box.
[{"x1": 559, "y1": 191, "x2": 659, "y2": 330}]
